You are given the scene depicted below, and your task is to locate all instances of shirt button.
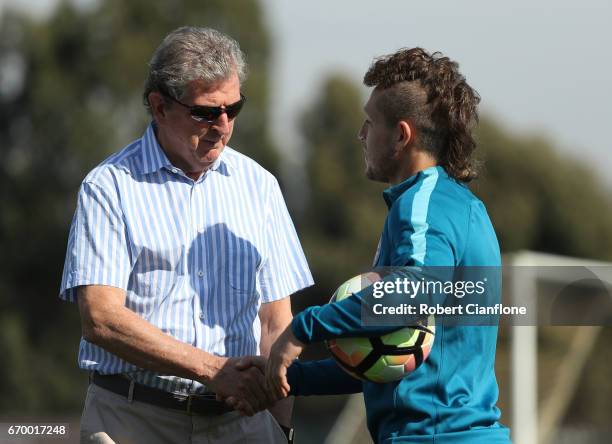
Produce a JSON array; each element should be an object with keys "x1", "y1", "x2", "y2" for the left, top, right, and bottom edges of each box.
[
  {"x1": 197, "y1": 270, "x2": 204, "y2": 278},
  {"x1": 199, "y1": 313, "x2": 205, "y2": 320},
  {"x1": 171, "y1": 168, "x2": 179, "y2": 174}
]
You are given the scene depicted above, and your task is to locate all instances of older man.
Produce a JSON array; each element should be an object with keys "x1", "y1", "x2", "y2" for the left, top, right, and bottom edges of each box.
[{"x1": 60, "y1": 26, "x2": 311, "y2": 444}]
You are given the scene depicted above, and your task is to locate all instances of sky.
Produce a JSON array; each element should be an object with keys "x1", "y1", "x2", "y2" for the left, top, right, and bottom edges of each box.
[
  {"x1": 259, "y1": 0, "x2": 612, "y2": 183},
  {"x1": 2, "y1": 0, "x2": 611, "y2": 184}
]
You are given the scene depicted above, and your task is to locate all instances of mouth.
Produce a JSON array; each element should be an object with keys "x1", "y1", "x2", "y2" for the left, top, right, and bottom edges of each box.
[{"x1": 200, "y1": 138, "x2": 223, "y2": 148}]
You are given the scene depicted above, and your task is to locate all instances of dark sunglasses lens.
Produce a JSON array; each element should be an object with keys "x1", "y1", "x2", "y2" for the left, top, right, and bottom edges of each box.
[
  {"x1": 225, "y1": 99, "x2": 245, "y2": 119},
  {"x1": 191, "y1": 107, "x2": 220, "y2": 121},
  {"x1": 190, "y1": 96, "x2": 245, "y2": 122}
]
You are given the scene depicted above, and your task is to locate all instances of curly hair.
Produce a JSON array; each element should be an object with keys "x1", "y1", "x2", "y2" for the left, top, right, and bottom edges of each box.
[{"x1": 364, "y1": 48, "x2": 480, "y2": 182}]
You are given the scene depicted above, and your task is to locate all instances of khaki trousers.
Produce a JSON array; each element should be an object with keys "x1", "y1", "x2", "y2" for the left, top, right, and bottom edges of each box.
[{"x1": 80, "y1": 384, "x2": 287, "y2": 444}]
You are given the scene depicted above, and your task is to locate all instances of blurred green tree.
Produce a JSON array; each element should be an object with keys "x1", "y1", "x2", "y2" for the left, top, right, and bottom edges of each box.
[
  {"x1": 0, "y1": 0, "x2": 277, "y2": 413},
  {"x1": 294, "y1": 74, "x2": 387, "y2": 313},
  {"x1": 475, "y1": 118, "x2": 612, "y2": 260}
]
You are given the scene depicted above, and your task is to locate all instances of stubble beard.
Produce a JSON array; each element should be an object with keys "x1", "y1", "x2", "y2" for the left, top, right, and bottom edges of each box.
[
  {"x1": 365, "y1": 163, "x2": 394, "y2": 184},
  {"x1": 364, "y1": 148, "x2": 397, "y2": 184}
]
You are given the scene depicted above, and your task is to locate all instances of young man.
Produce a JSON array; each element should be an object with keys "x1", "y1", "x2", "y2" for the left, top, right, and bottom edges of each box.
[
  {"x1": 263, "y1": 48, "x2": 511, "y2": 443},
  {"x1": 60, "y1": 27, "x2": 312, "y2": 444}
]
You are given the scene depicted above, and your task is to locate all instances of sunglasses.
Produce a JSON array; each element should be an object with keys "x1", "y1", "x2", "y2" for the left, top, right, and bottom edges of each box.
[{"x1": 164, "y1": 92, "x2": 246, "y2": 123}]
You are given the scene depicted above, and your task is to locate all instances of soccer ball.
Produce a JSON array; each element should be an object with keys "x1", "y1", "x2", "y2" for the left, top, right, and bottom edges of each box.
[{"x1": 325, "y1": 273, "x2": 435, "y2": 383}]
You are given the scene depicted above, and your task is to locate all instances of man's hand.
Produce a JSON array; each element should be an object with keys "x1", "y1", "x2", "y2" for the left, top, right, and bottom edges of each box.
[
  {"x1": 265, "y1": 326, "x2": 305, "y2": 399},
  {"x1": 219, "y1": 355, "x2": 286, "y2": 416},
  {"x1": 206, "y1": 356, "x2": 275, "y2": 416}
]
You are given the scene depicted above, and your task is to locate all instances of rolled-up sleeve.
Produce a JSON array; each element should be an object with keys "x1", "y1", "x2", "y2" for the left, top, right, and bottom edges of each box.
[{"x1": 258, "y1": 179, "x2": 313, "y2": 303}]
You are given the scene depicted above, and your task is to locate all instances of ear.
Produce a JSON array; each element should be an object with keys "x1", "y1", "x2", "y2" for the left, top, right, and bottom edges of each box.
[
  {"x1": 396, "y1": 120, "x2": 413, "y2": 149},
  {"x1": 148, "y1": 91, "x2": 168, "y2": 122}
]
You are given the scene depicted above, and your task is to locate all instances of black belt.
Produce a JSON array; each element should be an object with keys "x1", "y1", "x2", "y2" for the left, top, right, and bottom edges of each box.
[{"x1": 91, "y1": 372, "x2": 233, "y2": 416}]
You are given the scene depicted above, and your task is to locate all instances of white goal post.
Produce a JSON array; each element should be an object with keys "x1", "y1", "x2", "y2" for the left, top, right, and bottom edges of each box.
[
  {"x1": 324, "y1": 250, "x2": 612, "y2": 444},
  {"x1": 507, "y1": 251, "x2": 612, "y2": 444}
]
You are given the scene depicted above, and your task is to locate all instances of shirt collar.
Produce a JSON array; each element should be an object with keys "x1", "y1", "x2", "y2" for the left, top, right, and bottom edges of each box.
[
  {"x1": 138, "y1": 122, "x2": 234, "y2": 176},
  {"x1": 382, "y1": 166, "x2": 446, "y2": 208},
  {"x1": 138, "y1": 122, "x2": 173, "y2": 175},
  {"x1": 212, "y1": 149, "x2": 235, "y2": 175}
]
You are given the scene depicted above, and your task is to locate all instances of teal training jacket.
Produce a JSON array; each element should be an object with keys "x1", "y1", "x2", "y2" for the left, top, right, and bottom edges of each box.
[{"x1": 288, "y1": 166, "x2": 511, "y2": 444}]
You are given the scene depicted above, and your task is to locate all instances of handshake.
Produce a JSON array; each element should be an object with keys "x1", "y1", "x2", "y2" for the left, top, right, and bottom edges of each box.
[{"x1": 208, "y1": 326, "x2": 305, "y2": 416}]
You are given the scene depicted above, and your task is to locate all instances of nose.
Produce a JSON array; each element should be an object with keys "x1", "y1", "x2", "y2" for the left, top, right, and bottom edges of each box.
[
  {"x1": 212, "y1": 111, "x2": 230, "y2": 134},
  {"x1": 357, "y1": 122, "x2": 367, "y2": 142}
]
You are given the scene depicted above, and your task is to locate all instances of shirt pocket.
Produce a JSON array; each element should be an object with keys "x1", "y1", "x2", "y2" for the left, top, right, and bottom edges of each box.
[{"x1": 226, "y1": 239, "x2": 262, "y2": 304}]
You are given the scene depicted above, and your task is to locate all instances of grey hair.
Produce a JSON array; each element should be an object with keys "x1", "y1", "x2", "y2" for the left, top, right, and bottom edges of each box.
[{"x1": 143, "y1": 26, "x2": 247, "y2": 113}]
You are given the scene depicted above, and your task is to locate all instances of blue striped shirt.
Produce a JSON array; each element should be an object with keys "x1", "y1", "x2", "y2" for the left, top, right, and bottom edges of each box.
[{"x1": 59, "y1": 123, "x2": 313, "y2": 394}]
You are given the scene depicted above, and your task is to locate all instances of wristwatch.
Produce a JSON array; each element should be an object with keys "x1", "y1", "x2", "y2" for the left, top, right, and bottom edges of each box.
[{"x1": 279, "y1": 424, "x2": 295, "y2": 444}]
